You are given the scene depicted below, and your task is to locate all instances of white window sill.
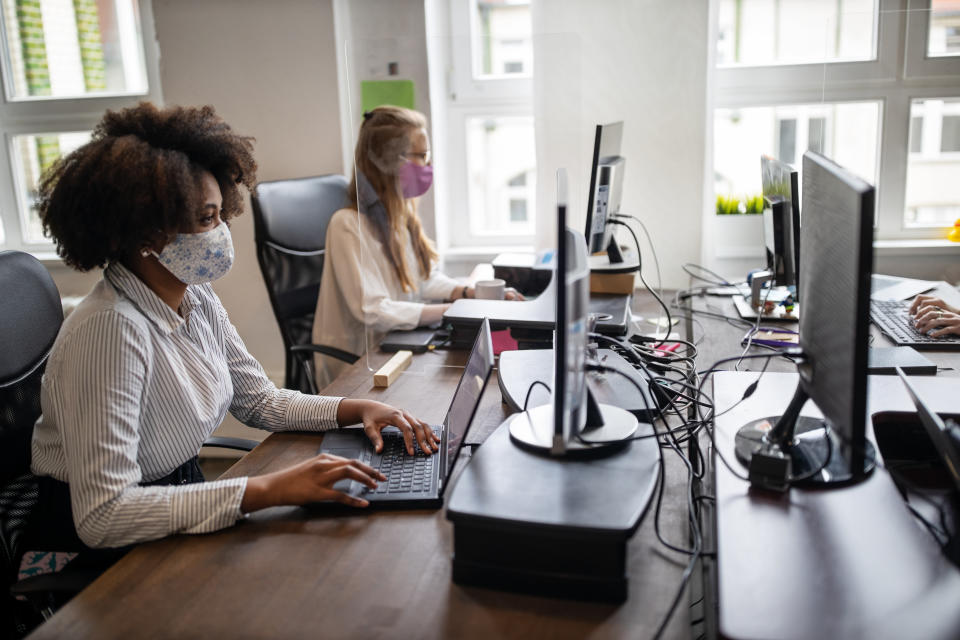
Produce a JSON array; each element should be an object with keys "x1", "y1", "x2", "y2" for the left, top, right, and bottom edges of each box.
[
  {"x1": 873, "y1": 239, "x2": 960, "y2": 256},
  {"x1": 442, "y1": 245, "x2": 535, "y2": 263},
  {"x1": 1, "y1": 248, "x2": 64, "y2": 265},
  {"x1": 34, "y1": 252, "x2": 64, "y2": 264}
]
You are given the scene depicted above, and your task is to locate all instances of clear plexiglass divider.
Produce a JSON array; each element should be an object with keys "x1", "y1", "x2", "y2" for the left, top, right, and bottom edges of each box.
[{"x1": 334, "y1": 32, "x2": 583, "y2": 398}]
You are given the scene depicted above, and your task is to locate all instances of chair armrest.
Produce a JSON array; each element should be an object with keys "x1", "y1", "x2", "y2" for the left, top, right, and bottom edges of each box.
[
  {"x1": 202, "y1": 436, "x2": 258, "y2": 452},
  {"x1": 10, "y1": 567, "x2": 100, "y2": 598},
  {"x1": 290, "y1": 343, "x2": 359, "y2": 365}
]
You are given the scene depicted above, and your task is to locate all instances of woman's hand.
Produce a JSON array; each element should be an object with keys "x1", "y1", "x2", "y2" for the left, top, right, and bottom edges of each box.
[
  {"x1": 909, "y1": 295, "x2": 959, "y2": 316},
  {"x1": 913, "y1": 304, "x2": 960, "y2": 337},
  {"x1": 457, "y1": 284, "x2": 524, "y2": 300},
  {"x1": 504, "y1": 287, "x2": 525, "y2": 301},
  {"x1": 337, "y1": 398, "x2": 439, "y2": 456},
  {"x1": 241, "y1": 453, "x2": 386, "y2": 511}
]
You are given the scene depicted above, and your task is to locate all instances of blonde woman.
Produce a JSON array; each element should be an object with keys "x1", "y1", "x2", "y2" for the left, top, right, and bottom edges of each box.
[{"x1": 313, "y1": 106, "x2": 520, "y2": 384}]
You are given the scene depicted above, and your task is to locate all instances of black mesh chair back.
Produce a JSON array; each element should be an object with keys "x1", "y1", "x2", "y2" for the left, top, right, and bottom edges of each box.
[
  {"x1": 0, "y1": 249, "x2": 62, "y2": 486},
  {"x1": 0, "y1": 251, "x2": 62, "y2": 633},
  {"x1": 251, "y1": 175, "x2": 358, "y2": 394}
]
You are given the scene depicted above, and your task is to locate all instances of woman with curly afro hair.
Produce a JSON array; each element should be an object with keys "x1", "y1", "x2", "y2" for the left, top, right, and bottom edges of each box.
[{"x1": 25, "y1": 103, "x2": 440, "y2": 573}]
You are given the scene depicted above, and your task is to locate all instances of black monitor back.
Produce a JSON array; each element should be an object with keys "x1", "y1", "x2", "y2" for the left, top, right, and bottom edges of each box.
[
  {"x1": 585, "y1": 122, "x2": 624, "y2": 254},
  {"x1": 760, "y1": 154, "x2": 799, "y2": 288},
  {"x1": 799, "y1": 150, "x2": 875, "y2": 469}
]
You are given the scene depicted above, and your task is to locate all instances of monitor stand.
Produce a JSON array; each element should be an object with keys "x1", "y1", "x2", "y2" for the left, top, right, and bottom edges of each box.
[
  {"x1": 732, "y1": 294, "x2": 799, "y2": 322},
  {"x1": 734, "y1": 384, "x2": 876, "y2": 490},
  {"x1": 498, "y1": 348, "x2": 660, "y2": 421},
  {"x1": 446, "y1": 415, "x2": 660, "y2": 602},
  {"x1": 589, "y1": 252, "x2": 639, "y2": 274},
  {"x1": 507, "y1": 400, "x2": 639, "y2": 454}
]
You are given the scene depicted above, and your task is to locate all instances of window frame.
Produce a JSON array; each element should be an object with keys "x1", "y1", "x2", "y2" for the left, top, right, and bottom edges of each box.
[
  {"x1": 713, "y1": 0, "x2": 960, "y2": 242},
  {"x1": 441, "y1": 0, "x2": 535, "y2": 250},
  {"x1": 0, "y1": 0, "x2": 163, "y2": 257}
]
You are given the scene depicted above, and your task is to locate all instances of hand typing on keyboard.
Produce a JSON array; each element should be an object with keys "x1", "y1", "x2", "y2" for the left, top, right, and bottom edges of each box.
[
  {"x1": 911, "y1": 295, "x2": 960, "y2": 338},
  {"x1": 339, "y1": 399, "x2": 440, "y2": 456}
]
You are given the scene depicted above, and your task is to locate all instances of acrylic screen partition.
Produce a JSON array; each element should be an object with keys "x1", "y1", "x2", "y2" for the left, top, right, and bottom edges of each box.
[{"x1": 334, "y1": 31, "x2": 582, "y2": 386}]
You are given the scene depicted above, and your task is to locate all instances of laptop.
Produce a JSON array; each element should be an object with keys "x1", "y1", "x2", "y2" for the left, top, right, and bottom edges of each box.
[
  {"x1": 318, "y1": 318, "x2": 494, "y2": 508},
  {"x1": 896, "y1": 368, "x2": 960, "y2": 493}
]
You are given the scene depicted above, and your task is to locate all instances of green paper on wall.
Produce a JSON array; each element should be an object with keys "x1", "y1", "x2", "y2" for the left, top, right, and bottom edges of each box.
[{"x1": 361, "y1": 79, "x2": 415, "y2": 112}]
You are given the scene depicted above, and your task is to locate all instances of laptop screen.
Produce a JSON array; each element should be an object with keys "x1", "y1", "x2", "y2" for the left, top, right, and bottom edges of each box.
[
  {"x1": 443, "y1": 320, "x2": 494, "y2": 479},
  {"x1": 897, "y1": 369, "x2": 960, "y2": 492}
]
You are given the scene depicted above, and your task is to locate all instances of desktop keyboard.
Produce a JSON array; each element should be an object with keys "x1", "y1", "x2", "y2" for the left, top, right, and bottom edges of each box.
[
  {"x1": 870, "y1": 300, "x2": 960, "y2": 350},
  {"x1": 366, "y1": 433, "x2": 436, "y2": 494}
]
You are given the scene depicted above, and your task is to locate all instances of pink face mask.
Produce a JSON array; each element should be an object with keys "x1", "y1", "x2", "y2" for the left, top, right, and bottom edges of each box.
[{"x1": 398, "y1": 161, "x2": 433, "y2": 199}]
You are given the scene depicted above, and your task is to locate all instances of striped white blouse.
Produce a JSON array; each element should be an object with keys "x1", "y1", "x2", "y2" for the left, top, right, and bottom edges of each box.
[{"x1": 31, "y1": 262, "x2": 342, "y2": 549}]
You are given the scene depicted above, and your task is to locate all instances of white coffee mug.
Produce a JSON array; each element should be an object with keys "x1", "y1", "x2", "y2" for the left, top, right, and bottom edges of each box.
[{"x1": 474, "y1": 279, "x2": 506, "y2": 300}]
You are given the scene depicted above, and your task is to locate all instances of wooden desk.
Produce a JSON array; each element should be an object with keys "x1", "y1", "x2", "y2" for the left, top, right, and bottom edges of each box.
[
  {"x1": 712, "y1": 372, "x2": 960, "y2": 640},
  {"x1": 680, "y1": 286, "x2": 960, "y2": 639},
  {"x1": 29, "y1": 302, "x2": 697, "y2": 639}
]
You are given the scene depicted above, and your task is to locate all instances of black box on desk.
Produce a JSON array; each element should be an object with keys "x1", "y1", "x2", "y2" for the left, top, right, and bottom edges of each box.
[
  {"x1": 492, "y1": 252, "x2": 552, "y2": 296},
  {"x1": 446, "y1": 421, "x2": 660, "y2": 603}
]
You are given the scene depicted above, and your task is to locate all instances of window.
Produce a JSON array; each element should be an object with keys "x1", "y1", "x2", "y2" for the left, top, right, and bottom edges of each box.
[
  {"x1": 776, "y1": 118, "x2": 796, "y2": 164},
  {"x1": 713, "y1": 0, "x2": 960, "y2": 241},
  {"x1": 808, "y1": 117, "x2": 826, "y2": 154},
  {"x1": 464, "y1": 115, "x2": 535, "y2": 236},
  {"x1": 443, "y1": 0, "x2": 534, "y2": 250},
  {"x1": 472, "y1": 1, "x2": 532, "y2": 78},
  {"x1": 910, "y1": 116, "x2": 924, "y2": 153},
  {"x1": 715, "y1": 102, "x2": 879, "y2": 207},
  {"x1": 929, "y1": 0, "x2": 960, "y2": 57},
  {"x1": 0, "y1": 0, "x2": 160, "y2": 256},
  {"x1": 905, "y1": 98, "x2": 960, "y2": 228},
  {"x1": 715, "y1": 0, "x2": 878, "y2": 66},
  {"x1": 509, "y1": 198, "x2": 527, "y2": 222},
  {"x1": 942, "y1": 114, "x2": 960, "y2": 152}
]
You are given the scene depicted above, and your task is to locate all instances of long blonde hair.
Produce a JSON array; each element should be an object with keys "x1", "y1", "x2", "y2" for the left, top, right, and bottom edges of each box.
[{"x1": 347, "y1": 105, "x2": 438, "y2": 293}]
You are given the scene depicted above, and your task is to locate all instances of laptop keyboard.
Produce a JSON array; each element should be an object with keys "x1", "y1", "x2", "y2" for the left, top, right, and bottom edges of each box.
[
  {"x1": 871, "y1": 300, "x2": 960, "y2": 349},
  {"x1": 369, "y1": 432, "x2": 437, "y2": 495}
]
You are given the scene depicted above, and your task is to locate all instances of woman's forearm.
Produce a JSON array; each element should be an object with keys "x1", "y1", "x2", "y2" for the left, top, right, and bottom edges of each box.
[
  {"x1": 418, "y1": 303, "x2": 450, "y2": 327},
  {"x1": 336, "y1": 398, "x2": 370, "y2": 426}
]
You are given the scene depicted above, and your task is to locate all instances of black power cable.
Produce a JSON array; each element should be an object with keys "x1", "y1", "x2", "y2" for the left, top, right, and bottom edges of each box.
[
  {"x1": 607, "y1": 218, "x2": 674, "y2": 346},
  {"x1": 522, "y1": 379, "x2": 551, "y2": 412},
  {"x1": 582, "y1": 363, "x2": 703, "y2": 639}
]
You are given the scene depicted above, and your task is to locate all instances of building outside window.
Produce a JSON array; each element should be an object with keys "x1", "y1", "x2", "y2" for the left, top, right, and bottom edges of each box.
[
  {"x1": 0, "y1": 0, "x2": 161, "y2": 255},
  {"x1": 712, "y1": 0, "x2": 960, "y2": 241}
]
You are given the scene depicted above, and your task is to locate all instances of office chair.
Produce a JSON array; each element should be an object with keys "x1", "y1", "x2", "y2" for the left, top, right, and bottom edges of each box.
[
  {"x1": 0, "y1": 250, "x2": 66, "y2": 634},
  {"x1": 0, "y1": 251, "x2": 255, "y2": 636},
  {"x1": 252, "y1": 175, "x2": 360, "y2": 395}
]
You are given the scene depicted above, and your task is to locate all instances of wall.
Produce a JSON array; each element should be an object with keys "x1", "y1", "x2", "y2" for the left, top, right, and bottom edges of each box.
[{"x1": 531, "y1": 0, "x2": 710, "y2": 290}]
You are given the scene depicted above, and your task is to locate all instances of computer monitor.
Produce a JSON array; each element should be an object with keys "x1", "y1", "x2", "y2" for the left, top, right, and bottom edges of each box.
[
  {"x1": 734, "y1": 151, "x2": 876, "y2": 489},
  {"x1": 760, "y1": 155, "x2": 800, "y2": 291},
  {"x1": 585, "y1": 122, "x2": 626, "y2": 256},
  {"x1": 509, "y1": 169, "x2": 638, "y2": 455}
]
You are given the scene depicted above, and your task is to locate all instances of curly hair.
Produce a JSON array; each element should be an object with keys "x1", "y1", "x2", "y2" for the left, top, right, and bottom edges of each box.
[{"x1": 37, "y1": 102, "x2": 257, "y2": 271}]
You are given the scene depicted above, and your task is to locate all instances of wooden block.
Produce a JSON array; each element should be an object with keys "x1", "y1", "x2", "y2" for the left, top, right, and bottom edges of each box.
[
  {"x1": 590, "y1": 272, "x2": 635, "y2": 295},
  {"x1": 373, "y1": 350, "x2": 413, "y2": 387}
]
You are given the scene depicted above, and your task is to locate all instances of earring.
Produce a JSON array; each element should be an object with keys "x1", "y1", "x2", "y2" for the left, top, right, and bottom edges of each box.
[{"x1": 140, "y1": 247, "x2": 152, "y2": 258}]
